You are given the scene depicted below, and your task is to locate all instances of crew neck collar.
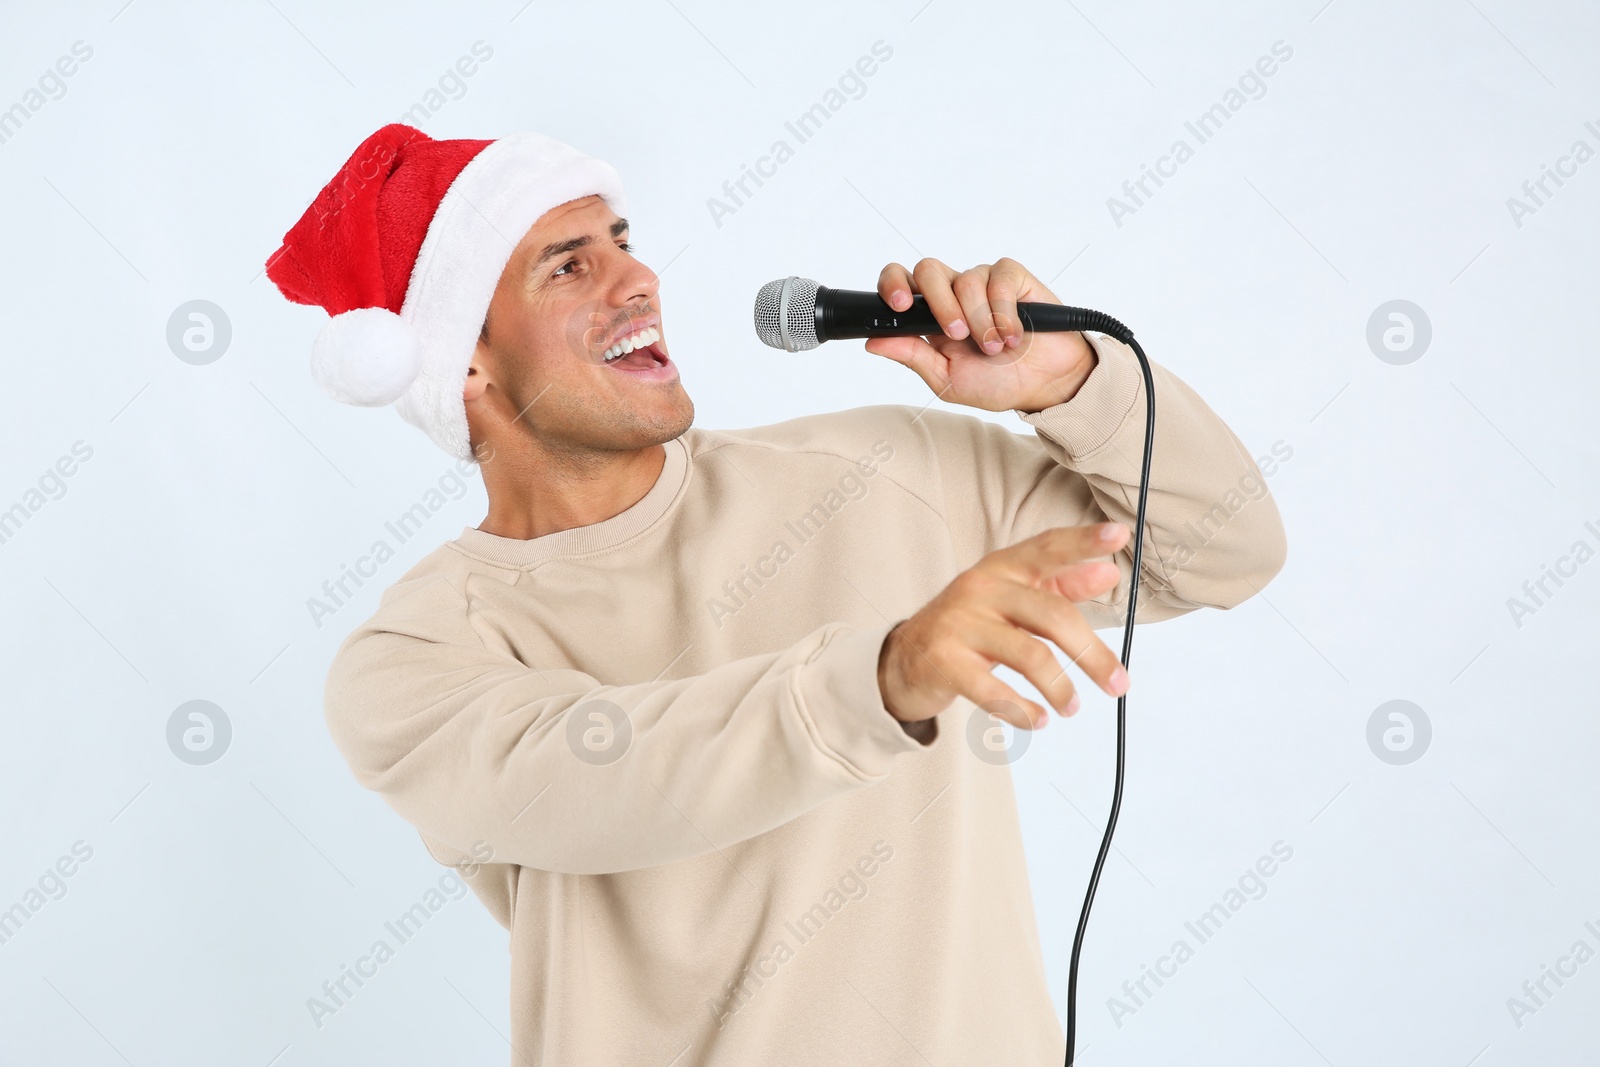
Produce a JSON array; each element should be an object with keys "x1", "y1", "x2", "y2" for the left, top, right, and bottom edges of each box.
[{"x1": 449, "y1": 435, "x2": 690, "y2": 568}]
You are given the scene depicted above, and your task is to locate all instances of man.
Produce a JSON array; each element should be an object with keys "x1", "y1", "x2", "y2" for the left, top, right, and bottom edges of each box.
[{"x1": 268, "y1": 124, "x2": 1287, "y2": 1064}]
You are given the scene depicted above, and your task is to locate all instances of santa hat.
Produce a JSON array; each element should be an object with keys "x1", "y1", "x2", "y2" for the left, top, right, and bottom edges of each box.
[{"x1": 265, "y1": 123, "x2": 627, "y2": 461}]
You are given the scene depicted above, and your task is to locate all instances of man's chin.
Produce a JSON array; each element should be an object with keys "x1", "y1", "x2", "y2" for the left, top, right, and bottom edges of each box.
[{"x1": 608, "y1": 398, "x2": 694, "y2": 450}]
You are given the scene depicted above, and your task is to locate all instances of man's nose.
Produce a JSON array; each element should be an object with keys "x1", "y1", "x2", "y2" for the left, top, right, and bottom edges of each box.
[{"x1": 610, "y1": 250, "x2": 659, "y2": 304}]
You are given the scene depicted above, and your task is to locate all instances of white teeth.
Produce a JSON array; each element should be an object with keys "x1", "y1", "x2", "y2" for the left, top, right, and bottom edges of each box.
[{"x1": 603, "y1": 325, "x2": 659, "y2": 362}]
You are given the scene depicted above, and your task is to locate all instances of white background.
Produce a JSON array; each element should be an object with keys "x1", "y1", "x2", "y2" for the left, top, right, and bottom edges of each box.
[{"x1": 1, "y1": 1, "x2": 1596, "y2": 1064}]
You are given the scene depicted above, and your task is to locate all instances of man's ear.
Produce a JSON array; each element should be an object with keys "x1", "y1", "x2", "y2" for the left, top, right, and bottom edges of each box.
[
  {"x1": 463, "y1": 359, "x2": 489, "y2": 403},
  {"x1": 465, "y1": 302, "x2": 495, "y2": 402}
]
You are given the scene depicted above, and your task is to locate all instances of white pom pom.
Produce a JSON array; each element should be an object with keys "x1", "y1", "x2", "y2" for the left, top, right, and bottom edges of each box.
[{"x1": 311, "y1": 307, "x2": 424, "y2": 407}]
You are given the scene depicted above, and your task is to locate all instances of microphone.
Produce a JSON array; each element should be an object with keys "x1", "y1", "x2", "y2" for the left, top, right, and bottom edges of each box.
[{"x1": 752, "y1": 275, "x2": 1136, "y2": 351}]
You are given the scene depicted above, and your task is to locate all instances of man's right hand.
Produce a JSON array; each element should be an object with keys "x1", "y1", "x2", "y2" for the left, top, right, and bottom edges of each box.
[{"x1": 877, "y1": 523, "x2": 1133, "y2": 731}]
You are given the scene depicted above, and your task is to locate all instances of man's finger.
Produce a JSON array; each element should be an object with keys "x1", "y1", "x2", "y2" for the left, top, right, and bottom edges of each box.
[
  {"x1": 995, "y1": 523, "x2": 1130, "y2": 582},
  {"x1": 1013, "y1": 557, "x2": 1122, "y2": 604},
  {"x1": 953, "y1": 268, "x2": 1001, "y2": 354},
  {"x1": 877, "y1": 262, "x2": 915, "y2": 311},
  {"x1": 967, "y1": 619, "x2": 1080, "y2": 715},
  {"x1": 947, "y1": 650, "x2": 1048, "y2": 730},
  {"x1": 911, "y1": 258, "x2": 967, "y2": 340},
  {"x1": 989, "y1": 258, "x2": 1028, "y2": 350},
  {"x1": 991, "y1": 584, "x2": 1127, "y2": 700},
  {"x1": 862, "y1": 335, "x2": 950, "y2": 394}
]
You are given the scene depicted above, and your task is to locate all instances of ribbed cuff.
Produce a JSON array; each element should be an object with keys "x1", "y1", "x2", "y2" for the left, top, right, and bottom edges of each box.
[
  {"x1": 796, "y1": 622, "x2": 935, "y2": 780},
  {"x1": 1016, "y1": 332, "x2": 1144, "y2": 462}
]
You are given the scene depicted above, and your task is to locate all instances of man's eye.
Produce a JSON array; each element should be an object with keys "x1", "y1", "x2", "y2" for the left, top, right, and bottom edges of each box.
[{"x1": 553, "y1": 243, "x2": 636, "y2": 278}]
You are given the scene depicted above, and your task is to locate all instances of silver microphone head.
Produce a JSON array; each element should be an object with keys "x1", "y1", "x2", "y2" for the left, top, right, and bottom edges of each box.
[{"x1": 753, "y1": 276, "x2": 821, "y2": 352}]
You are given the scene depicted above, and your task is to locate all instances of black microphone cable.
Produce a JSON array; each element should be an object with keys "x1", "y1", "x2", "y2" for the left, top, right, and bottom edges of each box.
[
  {"x1": 752, "y1": 281, "x2": 1156, "y2": 1064},
  {"x1": 1013, "y1": 305, "x2": 1155, "y2": 1067}
]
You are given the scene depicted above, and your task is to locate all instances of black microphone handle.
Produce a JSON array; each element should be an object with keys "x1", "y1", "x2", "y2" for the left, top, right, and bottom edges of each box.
[{"x1": 814, "y1": 287, "x2": 1135, "y2": 346}]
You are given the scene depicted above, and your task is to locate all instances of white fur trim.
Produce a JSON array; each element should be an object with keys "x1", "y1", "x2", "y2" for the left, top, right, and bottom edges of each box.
[
  {"x1": 311, "y1": 306, "x2": 423, "y2": 407},
  {"x1": 392, "y1": 133, "x2": 628, "y2": 461}
]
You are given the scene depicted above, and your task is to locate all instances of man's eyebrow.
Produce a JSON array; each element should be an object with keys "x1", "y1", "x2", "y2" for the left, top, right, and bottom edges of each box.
[{"x1": 528, "y1": 217, "x2": 630, "y2": 277}]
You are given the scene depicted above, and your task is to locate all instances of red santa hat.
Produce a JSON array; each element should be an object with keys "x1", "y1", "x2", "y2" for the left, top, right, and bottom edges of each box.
[{"x1": 265, "y1": 123, "x2": 627, "y2": 461}]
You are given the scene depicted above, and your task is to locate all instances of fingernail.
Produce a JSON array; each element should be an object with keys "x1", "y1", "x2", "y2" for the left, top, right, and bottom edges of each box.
[
  {"x1": 892, "y1": 289, "x2": 910, "y2": 309},
  {"x1": 949, "y1": 318, "x2": 968, "y2": 339},
  {"x1": 1065, "y1": 694, "x2": 1081, "y2": 716},
  {"x1": 1005, "y1": 335, "x2": 1020, "y2": 348},
  {"x1": 1100, "y1": 522, "x2": 1124, "y2": 541},
  {"x1": 982, "y1": 338, "x2": 1003, "y2": 354},
  {"x1": 1108, "y1": 666, "x2": 1128, "y2": 695}
]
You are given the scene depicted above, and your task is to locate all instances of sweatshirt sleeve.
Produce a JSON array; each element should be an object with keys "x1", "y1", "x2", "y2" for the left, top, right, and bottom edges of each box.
[
  {"x1": 322, "y1": 572, "x2": 927, "y2": 876},
  {"x1": 896, "y1": 331, "x2": 1288, "y2": 630}
]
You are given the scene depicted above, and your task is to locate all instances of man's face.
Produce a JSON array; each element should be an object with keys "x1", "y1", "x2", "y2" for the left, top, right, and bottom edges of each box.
[{"x1": 466, "y1": 195, "x2": 692, "y2": 456}]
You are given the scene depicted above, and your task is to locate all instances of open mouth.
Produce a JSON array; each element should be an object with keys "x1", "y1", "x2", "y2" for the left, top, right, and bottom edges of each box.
[
  {"x1": 601, "y1": 325, "x2": 672, "y2": 375},
  {"x1": 605, "y1": 340, "x2": 667, "y2": 370}
]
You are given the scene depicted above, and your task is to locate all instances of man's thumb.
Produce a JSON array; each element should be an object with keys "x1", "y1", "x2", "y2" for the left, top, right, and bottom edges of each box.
[{"x1": 864, "y1": 337, "x2": 912, "y2": 363}]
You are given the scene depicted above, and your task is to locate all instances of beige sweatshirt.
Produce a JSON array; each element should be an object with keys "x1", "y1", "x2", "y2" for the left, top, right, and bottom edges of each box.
[{"x1": 322, "y1": 331, "x2": 1288, "y2": 1065}]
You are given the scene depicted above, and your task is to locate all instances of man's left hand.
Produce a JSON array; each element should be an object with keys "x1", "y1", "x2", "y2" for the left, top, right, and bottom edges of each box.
[{"x1": 863, "y1": 257, "x2": 1098, "y2": 413}]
